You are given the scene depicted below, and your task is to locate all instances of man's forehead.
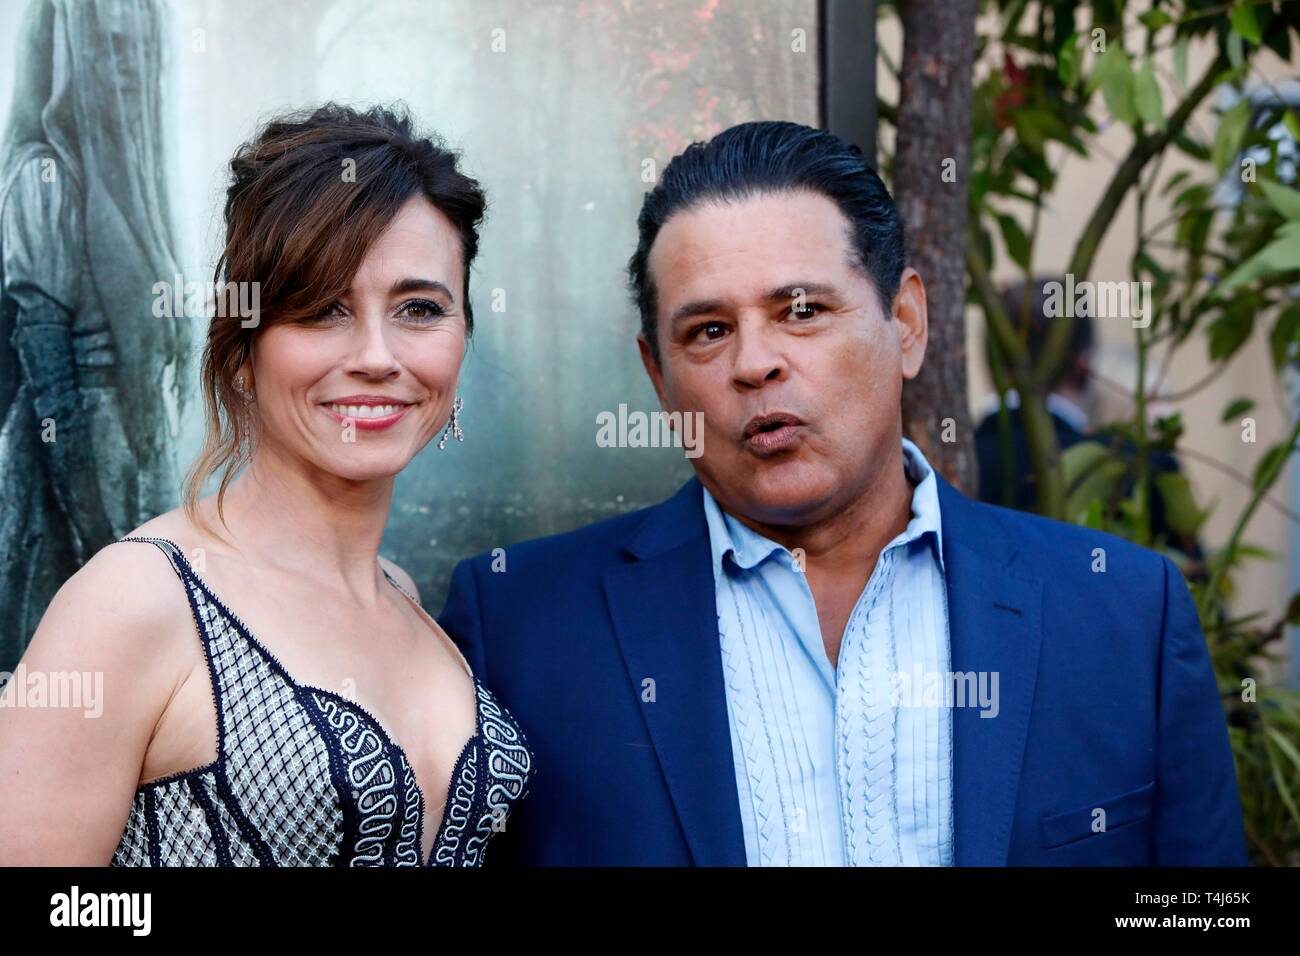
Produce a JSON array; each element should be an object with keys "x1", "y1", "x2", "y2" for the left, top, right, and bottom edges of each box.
[
  {"x1": 651, "y1": 192, "x2": 857, "y2": 273},
  {"x1": 649, "y1": 202, "x2": 866, "y2": 313}
]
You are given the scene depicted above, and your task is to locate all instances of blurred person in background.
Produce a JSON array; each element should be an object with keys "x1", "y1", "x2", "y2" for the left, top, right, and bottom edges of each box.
[{"x1": 975, "y1": 276, "x2": 1191, "y2": 555}]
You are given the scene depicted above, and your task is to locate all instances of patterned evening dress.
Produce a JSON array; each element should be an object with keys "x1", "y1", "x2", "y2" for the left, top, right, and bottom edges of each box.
[{"x1": 108, "y1": 536, "x2": 532, "y2": 866}]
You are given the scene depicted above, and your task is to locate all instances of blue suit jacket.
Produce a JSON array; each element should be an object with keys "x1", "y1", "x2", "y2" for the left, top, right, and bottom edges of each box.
[{"x1": 439, "y1": 474, "x2": 1249, "y2": 866}]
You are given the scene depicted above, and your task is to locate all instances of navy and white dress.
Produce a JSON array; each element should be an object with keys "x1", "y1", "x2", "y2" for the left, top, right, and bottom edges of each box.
[{"x1": 109, "y1": 536, "x2": 532, "y2": 867}]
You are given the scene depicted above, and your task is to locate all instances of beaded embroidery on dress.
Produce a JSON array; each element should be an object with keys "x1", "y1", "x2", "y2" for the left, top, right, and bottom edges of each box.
[{"x1": 109, "y1": 536, "x2": 532, "y2": 867}]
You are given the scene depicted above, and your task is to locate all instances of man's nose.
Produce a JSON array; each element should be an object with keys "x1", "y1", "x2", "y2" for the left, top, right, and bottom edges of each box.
[{"x1": 731, "y1": 322, "x2": 787, "y2": 389}]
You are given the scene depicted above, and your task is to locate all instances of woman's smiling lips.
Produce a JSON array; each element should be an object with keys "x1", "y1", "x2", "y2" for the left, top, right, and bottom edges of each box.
[{"x1": 319, "y1": 394, "x2": 415, "y2": 431}]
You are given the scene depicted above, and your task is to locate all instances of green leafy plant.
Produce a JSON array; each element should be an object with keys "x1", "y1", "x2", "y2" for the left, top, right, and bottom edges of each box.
[{"x1": 885, "y1": 0, "x2": 1300, "y2": 864}]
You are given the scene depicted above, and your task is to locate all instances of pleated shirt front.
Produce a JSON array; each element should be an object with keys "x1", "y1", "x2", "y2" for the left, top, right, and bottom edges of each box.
[{"x1": 703, "y1": 438, "x2": 953, "y2": 867}]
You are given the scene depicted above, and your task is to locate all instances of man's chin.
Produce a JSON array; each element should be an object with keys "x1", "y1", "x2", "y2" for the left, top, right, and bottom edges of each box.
[{"x1": 712, "y1": 467, "x2": 842, "y2": 526}]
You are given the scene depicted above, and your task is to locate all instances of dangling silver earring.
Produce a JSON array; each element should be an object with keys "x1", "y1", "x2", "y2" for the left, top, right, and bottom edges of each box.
[
  {"x1": 235, "y1": 374, "x2": 255, "y2": 459},
  {"x1": 438, "y1": 395, "x2": 464, "y2": 449}
]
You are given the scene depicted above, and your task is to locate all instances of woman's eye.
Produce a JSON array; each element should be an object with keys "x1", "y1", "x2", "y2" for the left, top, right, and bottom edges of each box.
[
  {"x1": 305, "y1": 304, "x2": 346, "y2": 323},
  {"x1": 399, "y1": 299, "x2": 447, "y2": 323}
]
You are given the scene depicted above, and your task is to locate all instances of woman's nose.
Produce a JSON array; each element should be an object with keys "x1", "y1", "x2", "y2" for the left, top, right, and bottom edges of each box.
[{"x1": 347, "y1": 314, "x2": 402, "y2": 378}]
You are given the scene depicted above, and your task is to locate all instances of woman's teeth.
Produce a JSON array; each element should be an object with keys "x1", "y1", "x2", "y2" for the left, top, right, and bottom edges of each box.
[{"x1": 328, "y1": 403, "x2": 402, "y2": 419}]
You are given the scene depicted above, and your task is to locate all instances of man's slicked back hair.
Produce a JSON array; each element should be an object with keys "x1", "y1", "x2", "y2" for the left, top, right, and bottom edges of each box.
[{"x1": 627, "y1": 120, "x2": 906, "y2": 362}]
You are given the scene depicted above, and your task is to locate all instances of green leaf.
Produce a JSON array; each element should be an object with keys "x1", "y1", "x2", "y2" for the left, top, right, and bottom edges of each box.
[
  {"x1": 1213, "y1": 99, "x2": 1253, "y2": 174},
  {"x1": 1221, "y1": 397, "x2": 1255, "y2": 422},
  {"x1": 1219, "y1": 220, "x2": 1300, "y2": 291},
  {"x1": 1231, "y1": 3, "x2": 1263, "y2": 45},
  {"x1": 995, "y1": 213, "x2": 1032, "y2": 270},
  {"x1": 1062, "y1": 441, "x2": 1128, "y2": 521},
  {"x1": 1270, "y1": 305, "x2": 1300, "y2": 371},
  {"x1": 1135, "y1": 250, "x2": 1171, "y2": 291},
  {"x1": 1174, "y1": 182, "x2": 1212, "y2": 211},
  {"x1": 1062, "y1": 440, "x2": 1113, "y2": 487},
  {"x1": 1091, "y1": 43, "x2": 1137, "y2": 126},
  {"x1": 1058, "y1": 32, "x2": 1081, "y2": 88},
  {"x1": 1161, "y1": 169, "x2": 1192, "y2": 197},
  {"x1": 1284, "y1": 110, "x2": 1300, "y2": 144},
  {"x1": 1174, "y1": 37, "x2": 1189, "y2": 89},
  {"x1": 1134, "y1": 58, "x2": 1165, "y2": 130},
  {"x1": 1173, "y1": 132, "x2": 1211, "y2": 162},
  {"x1": 1259, "y1": 178, "x2": 1300, "y2": 220},
  {"x1": 1227, "y1": 29, "x2": 1245, "y2": 71},
  {"x1": 1264, "y1": 14, "x2": 1293, "y2": 62},
  {"x1": 1139, "y1": 9, "x2": 1173, "y2": 31},
  {"x1": 1003, "y1": 31, "x2": 1045, "y2": 54},
  {"x1": 1234, "y1": 543, "x2": 1276, "y2": 562},
  {"x1": 1254, "y1": 440, "x2": 1296, "y2": 492},
  {"x1": 1287, "y1": 591, "x2": 1300, "y2": 626},
  {"x1": 1266, "y1": 725, "x2": 1300, "y2": 781},
  {"x1": 1154, "y1": 472, "x2": 1208, "y2": 537},
  {"x1": 1264, "y1": 732, "x2": 1300, "y2": 827},
  {"x1": 1207, "y1": 310, "x2": 1255, "y2": 360},
  {"x1": 1177, "y1": 208, "x2": 1213, "y2": 255},
  {"x1": 976, "y1": 225, "x2": 994, "y2": 275},
  {"x1": 1155, "y1": 413, "x2": 1185, "y2": 448},
  {"x1": 1083, "y1": 496, "x2": 1106, "y2": 530}
]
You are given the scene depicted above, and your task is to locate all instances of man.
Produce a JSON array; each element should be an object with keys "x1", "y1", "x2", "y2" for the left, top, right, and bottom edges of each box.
[
  {"x1": 976, "y1": 277, "x2": 1193, "y2": 551},
  {"x1": 439, "y1": 121, "x2": 1247, "y2": 866},
  {"x1": 976, "y1": 276, "x2": 1096, "y2": 511}
]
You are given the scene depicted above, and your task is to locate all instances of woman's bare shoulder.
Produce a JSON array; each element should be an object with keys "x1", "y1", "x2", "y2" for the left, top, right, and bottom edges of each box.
[
  {"x1": 31, "y1": 508, "x2": 201, "y2": 660},
  {"x1": 122, "y1": 505, "x2": 207, "y2": 550}
]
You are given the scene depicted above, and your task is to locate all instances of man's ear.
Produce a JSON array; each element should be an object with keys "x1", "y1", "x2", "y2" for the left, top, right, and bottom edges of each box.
[
  {"x1": 637, "y1": 332, "x2": 671, "y2": 411},
  {"x1": 892, "y1": 266, "x2": 928, "y2": 380}
]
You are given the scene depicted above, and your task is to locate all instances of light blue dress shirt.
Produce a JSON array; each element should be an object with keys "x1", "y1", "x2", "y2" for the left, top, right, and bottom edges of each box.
[{"x1": 703, "y1": 437, "x2": 953, "y2": 866}]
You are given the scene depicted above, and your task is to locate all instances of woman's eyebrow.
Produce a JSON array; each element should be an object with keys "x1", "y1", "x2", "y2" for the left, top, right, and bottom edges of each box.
[{"x1": 387, "y1": 277, "x2": 454, "y2": 299}]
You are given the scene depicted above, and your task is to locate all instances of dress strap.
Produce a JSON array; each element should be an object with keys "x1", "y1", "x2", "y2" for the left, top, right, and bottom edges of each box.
[
  {"x1": 117, "y1": 536, "x2": 190, "y2": 585},
  {"x1": 114, "y1": 535, "x2": 235, "y2": 773},
  {"x1": 115, "y1": 535, "x2": 227, "y2": 663}
]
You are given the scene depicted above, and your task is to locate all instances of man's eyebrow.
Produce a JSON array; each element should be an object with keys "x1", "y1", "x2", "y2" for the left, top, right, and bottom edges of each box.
[
  {"x1": 668, "y1": 298, "x2": 728, "y2": 326},
  {"x1": 765, "y1": 281, "x2": 840, "y2": 301},
  {"x1": 385, "y1": 277, "x2": 455, "y2": 299},
  {"x1": 668, "y1": 281, "x2": 843, "y2": 328}
]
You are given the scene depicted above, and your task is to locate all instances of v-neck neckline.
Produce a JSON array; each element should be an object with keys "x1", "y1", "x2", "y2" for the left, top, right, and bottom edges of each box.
[{"x1": 125, "y1": 535, "x2": 480, "y2": 866}]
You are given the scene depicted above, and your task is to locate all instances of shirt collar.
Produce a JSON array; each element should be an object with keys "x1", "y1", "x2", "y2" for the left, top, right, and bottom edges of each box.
[{"x1": 701, "y1": 436, "x2": 945, "y2": 577}]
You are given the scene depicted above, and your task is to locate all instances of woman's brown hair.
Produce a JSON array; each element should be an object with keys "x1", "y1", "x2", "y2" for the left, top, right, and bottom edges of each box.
[{"x1": 183, "y1": 102, "x2": 486, "y2": 540}]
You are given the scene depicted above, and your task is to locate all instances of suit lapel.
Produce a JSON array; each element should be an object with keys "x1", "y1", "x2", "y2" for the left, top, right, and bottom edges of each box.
[
  {"x1": 601, "y1": 473, "x2": 1043, "y2": 867},
  {"x1": 937, "y1": 476, "x2": 1044, "y2": 866},
  {"x1": 602, "y1": 478, "x2": 747, "y2": 866}
]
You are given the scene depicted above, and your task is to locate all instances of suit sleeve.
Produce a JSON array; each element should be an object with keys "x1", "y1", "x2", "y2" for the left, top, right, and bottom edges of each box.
[
  {"x1": 439, "y1": 557, "x2": 530, "y2": 867},
  {"x1": 439, "y1": 558, "x2": 490, "y2": 691},
  {"x1": 1153, "y1": 554, "x2": 1249, "y2": 865}
]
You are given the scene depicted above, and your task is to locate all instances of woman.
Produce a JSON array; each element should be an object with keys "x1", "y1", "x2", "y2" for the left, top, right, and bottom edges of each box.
[{"x1": 0, "y1": 103, "x2": 532, "y2": 866}]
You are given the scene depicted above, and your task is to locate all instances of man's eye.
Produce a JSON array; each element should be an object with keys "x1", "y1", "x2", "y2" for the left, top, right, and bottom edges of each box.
[
  {"x1": 790, "y1": 303, "x2": 825, "y2": 319},
  {"x1": 690, "y1": 321, "x2": 727, "y2": 341},
  {"x1": 399, "y1": 299, "x2": 447, "y2": 323}
]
